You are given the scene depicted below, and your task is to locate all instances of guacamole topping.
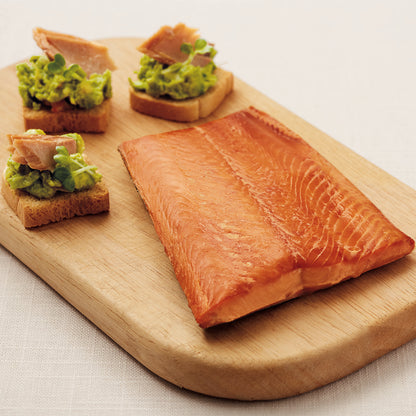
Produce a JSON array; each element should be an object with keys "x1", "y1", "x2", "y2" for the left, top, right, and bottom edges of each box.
[
  {"x1": 129, "y1": 39, "x2": 217, "y2": 100},
  {"x1": 17, "y1": 54, "x2": 112, "y2": 110},
  {"x1": 6, "y1": 130, "x2": 102, "y2": 199}
]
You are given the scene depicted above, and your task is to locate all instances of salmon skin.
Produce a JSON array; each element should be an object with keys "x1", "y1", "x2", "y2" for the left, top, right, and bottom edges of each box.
[{"x1": 119, "y1": 107, "x2": 415, "y2": 328}]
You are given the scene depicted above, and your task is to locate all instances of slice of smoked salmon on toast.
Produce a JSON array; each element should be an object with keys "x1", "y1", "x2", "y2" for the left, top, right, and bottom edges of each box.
[
  {"x1": 118, "y1": 107, "x2": 415, "y2": 328},
  {"x1": 8, "y1": 133, "x2": 77, "y2": 171},
  {"x1": 138, "y1": 22, "x2": 212, "y2": 67},
  {"x1": 33, "y1": 27, "x2": 117, "y2": 76}
]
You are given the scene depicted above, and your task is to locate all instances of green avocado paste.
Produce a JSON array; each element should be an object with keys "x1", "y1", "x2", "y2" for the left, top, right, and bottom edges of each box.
[{"x1": 17, "y1": 53, "x2": 112, "y2": 110}]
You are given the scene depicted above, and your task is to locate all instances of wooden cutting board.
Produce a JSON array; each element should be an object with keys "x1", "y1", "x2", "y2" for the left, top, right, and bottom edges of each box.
[{"x1": 1, "y1": 38, "x2": 415, "y2": 401}]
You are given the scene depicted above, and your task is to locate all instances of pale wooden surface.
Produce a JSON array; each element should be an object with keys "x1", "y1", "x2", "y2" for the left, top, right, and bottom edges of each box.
[{"x1": 0, "y1": 37, "x2": 415, "y2": 401}]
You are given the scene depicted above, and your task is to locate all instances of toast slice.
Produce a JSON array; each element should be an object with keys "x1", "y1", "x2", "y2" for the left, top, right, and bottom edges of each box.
[
  {"x1": 2, "y1": 175, "x2": 109, "y2": 228},
  {"x1": 23, "y1": 99, "x2": 111, "y2": 134},
  {"x1": 130, "y1": 68, "x2": 233, "y2": 122}
]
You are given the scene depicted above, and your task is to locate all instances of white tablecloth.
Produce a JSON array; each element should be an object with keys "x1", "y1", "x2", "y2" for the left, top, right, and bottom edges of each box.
[{"x1": 1, "y1": 1, "x2": 415, "y2": 414}]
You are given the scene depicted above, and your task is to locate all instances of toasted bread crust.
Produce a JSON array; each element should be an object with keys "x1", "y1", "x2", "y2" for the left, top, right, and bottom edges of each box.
[
  {"x1": 23, "y1": 99, "x2": 111, "y2": 133},
  {"x1": 129, "y1": 68, "x2": 233, "y2": 122},
  {"x1": 1, "y1": 176, "x2": 109, "y2": 228}
]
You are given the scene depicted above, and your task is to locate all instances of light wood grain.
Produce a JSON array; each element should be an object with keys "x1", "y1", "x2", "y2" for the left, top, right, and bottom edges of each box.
[{"x1": 0, "y1": 38, "x2": 415, "y2": 401}]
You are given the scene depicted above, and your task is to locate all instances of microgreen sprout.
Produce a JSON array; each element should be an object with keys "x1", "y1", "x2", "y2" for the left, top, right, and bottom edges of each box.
[
  {"x1": 180, "y1": 39, "x2": 217, "y2": 64},
  {"x1": 47, "y1": 53, "x2": 66, "y2": 74}
]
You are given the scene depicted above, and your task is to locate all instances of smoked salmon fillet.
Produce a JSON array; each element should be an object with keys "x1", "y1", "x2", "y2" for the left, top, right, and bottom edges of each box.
[{"x1": 118, "y1": 107, "x2": 415, "y2": 328}]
